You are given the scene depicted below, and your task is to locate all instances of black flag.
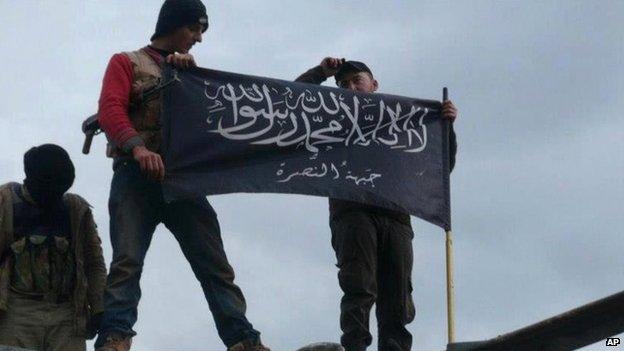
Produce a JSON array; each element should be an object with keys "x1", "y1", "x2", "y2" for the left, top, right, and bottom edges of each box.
[{"x1": 161, "y1": 66, "x2": 451, "y2": 230}]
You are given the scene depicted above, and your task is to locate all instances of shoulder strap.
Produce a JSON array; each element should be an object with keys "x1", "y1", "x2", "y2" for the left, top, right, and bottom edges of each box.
[{"x1": 123, "y1": 49, "x2": 162, "y2": 79}]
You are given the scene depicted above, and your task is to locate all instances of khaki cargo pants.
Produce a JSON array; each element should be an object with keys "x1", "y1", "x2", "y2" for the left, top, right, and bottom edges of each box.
[{"x1": 0, "y1": 291, "x2": 85, "y2": 351}]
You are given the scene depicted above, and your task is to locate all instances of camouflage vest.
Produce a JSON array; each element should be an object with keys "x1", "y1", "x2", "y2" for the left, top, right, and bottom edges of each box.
[
  {"x1": 9, "y1": 186, "x2": 74, "y2": 302},
  {"x1": 10, "y1": 235, "x2": 74, "y2": 301},
  {"x1": 108, "y1": 48, "x2": 163, "y2": 157}
]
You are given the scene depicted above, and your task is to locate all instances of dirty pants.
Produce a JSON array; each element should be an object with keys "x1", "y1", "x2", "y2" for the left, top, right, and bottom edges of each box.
[
  {"x1": 0, "y1": 291, "x2": 85, "y2": 351},
  {"x1": 330, "y1": 211, "x2": 415, "y2": 351}
]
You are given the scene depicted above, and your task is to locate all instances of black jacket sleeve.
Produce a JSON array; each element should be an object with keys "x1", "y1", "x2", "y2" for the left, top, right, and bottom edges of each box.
[{"x1": 294, "y1": 65, "x2": 327, "y2": 85}]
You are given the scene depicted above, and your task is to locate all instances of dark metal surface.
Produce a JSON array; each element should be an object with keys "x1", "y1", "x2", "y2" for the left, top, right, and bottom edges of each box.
[
  {"x1": 0, "y1": 346, "x2": 36, "y2": 351},
  {"x1": 446, "y1": 290, "x2": 624, "y2": 351},
  {"x1": 296, "y1": 342, "x2": 344, "y2": 351}
]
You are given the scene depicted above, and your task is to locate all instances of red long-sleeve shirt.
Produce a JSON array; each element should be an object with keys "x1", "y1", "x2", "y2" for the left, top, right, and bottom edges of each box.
[{"x1": 98, "y1": 47, "x2": 164, "y2": 152}]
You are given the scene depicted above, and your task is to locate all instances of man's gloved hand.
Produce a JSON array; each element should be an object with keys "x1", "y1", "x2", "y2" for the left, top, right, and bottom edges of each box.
[
  {"x1": 320, "y1": 57, "x2": 345, "y2": 78},
  {"x1": 86, "y1": 312, "x2": 103, "y2": 339}
]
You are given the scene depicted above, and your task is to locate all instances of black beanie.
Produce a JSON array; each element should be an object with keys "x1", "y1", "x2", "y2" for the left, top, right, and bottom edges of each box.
[
  {"x1": 23, "y1": 144, "x2": 75, "y2": 206},
  {"x1": 151, "y1": 0, "x2": 209, "y2": 41}
]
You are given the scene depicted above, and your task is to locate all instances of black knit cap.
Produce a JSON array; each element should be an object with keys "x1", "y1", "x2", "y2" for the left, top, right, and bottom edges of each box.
[
  {"x1": 151, "y1": 0, "x2": 209, "y2": 41},
  {"x1": 335, "y1": 61, "x2": 373, "y2": 84},
  {"x1": 23, "y1": 144, "x2": 75, "y2": 205}
]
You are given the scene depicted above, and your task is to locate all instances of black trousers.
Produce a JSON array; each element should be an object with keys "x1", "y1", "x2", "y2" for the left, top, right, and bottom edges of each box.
[{"x1": 330, "y1": 211, "x2": 415, "y2": 351}]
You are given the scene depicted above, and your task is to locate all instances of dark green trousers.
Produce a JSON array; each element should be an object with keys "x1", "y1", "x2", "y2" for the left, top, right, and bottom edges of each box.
[
  {"x1": 0, "y1": 291, "x2": 85, "y2": 351},
  {"x1": 330, "y1": 211, "x2": 415, "y2": 351}
]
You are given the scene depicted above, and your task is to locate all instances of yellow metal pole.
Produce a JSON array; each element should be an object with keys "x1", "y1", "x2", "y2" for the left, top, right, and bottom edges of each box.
[{"x1": 446, "y1": 229, "x2": 456, "y2": 343}]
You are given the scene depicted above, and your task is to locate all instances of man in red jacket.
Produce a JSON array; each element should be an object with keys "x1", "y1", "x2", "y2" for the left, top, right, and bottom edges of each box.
[{"x1": 95, "y1": 1, "x2": 267, "y2": 350}]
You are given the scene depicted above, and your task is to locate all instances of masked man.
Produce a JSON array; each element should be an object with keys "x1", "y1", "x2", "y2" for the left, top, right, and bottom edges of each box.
[
  {"x1": 0, "y1": 144, "x2": 107, "y2": 351},
  {"x1": 296, "y1": 58, "x2": 458, "y2": 351},
  {"x1": 95, "y1": 1, "x2": 267, "y2": 350}
]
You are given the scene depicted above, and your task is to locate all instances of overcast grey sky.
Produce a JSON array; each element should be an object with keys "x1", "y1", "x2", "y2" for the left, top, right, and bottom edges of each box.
[{"x1": 0, "y1": 1, "x2": 623, "y2": 350}]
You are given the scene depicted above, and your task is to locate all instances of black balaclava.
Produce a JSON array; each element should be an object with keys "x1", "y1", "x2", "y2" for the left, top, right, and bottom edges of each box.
[
  {"x1": 150, "y1": 0, "x2": 209, "y2": 41},
  {"x1": 23, "y1": 144, "x2": 75, "y2": 208}
]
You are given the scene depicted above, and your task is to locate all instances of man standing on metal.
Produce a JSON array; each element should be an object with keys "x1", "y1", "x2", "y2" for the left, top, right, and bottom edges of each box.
[
  {"x1": 95, "y1": 1, "x2": 267, "y2": 350},
  {"x1": 296, "y1": 58, "x2": 458, "y2": 351},
  {"x1": 0, "y1": 144, "x2": 107, "y2": 351}
]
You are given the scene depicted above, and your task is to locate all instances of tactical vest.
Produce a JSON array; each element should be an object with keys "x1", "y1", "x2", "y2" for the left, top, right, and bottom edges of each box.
[
  {"x1": 9, "y1": 185, "x2": 74, "y2": 301},
  {"x1": 107, "y1": 48, "x2": 163, "y2": 157},
  {"x1": 10, "y1": 235, "x2": 75, "y2": 301}
]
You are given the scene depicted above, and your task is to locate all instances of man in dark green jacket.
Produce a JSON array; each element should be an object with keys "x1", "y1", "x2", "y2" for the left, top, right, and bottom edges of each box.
[
  {"x1": 296, "y1": 58, "x2": 458, "y2": 351},
  {"x1": 0, "y1": 144, "x2": 107, "y2": 351}
]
